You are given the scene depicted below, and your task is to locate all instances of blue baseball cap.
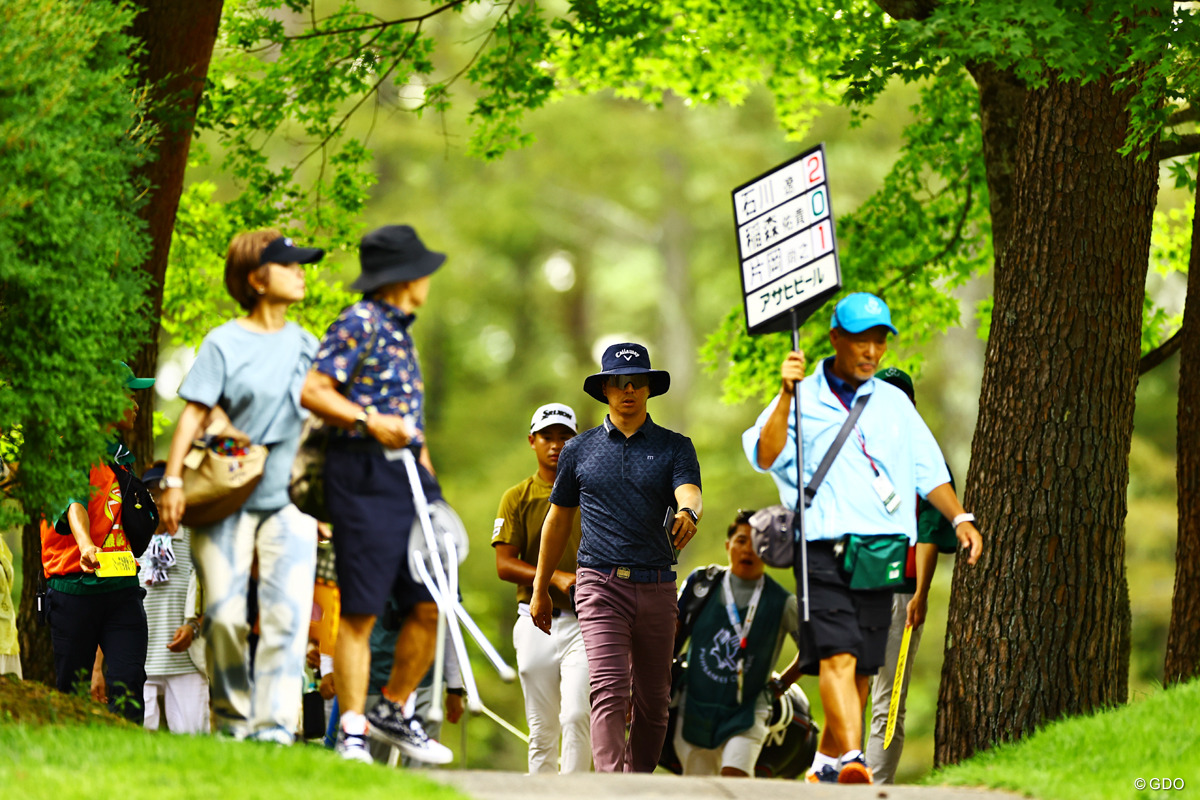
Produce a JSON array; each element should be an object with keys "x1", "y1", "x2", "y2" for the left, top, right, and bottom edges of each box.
[{"x1": 830, "y1": 293, "x2": 898, "y2": 335}]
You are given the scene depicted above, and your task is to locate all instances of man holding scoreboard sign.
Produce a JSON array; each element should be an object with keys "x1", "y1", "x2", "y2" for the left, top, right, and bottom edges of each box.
[{"x1": 733, "y1": 149, "x2": 983, "y2": 784}]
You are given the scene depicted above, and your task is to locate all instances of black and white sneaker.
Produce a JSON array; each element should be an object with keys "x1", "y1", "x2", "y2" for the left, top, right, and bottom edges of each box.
[
  {"x1": 366, "y1": 697, "x2": 453, "y2": 765},
  {"x1": 335, "y1": 728, "x2": 373, "y2": 764}
]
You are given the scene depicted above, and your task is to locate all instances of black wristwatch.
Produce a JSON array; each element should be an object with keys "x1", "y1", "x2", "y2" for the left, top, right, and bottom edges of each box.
[
  {"x1": 681, "y1": 507, "x2": 699, "y2": 524},
  {"x1": 353, "y1": 409, "x2": 370, "y2": 436}
]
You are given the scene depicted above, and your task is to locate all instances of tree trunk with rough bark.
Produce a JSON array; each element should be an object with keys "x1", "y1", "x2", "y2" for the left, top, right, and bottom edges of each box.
[
  {"x1": 1164, "y1": 182, "x2": 1200, "y2": 685},
  {"x1": 935, "y1": 75, "x2": 1158, "y2": 765},
  {"x1": 965, "y1": 63, "x2": 1026, "y2": 257},
  {"x1": 125, "y1": 0, "x2": 225, "y2": 471},
  {"x1": 16, "y1": 521, "x2": 53, "y2": 686}
]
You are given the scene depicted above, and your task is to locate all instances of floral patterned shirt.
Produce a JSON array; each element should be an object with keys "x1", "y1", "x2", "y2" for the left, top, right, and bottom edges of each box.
[{"x1": 312, "y1": 299, "x2": 425, "y2": 443}]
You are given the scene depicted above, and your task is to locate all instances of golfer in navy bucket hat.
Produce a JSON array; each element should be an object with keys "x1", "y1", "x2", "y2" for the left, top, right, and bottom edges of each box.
[
  {"x1": 583, "y1": 342, "x2": 671, "y2": 403},
  {"x1": 830, "y1": 292, "x2": 898, "y2": 335}
]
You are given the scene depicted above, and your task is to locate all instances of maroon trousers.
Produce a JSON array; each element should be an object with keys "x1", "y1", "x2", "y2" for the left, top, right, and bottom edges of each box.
[{"x1": 574, "y1": 567, "x2": 678, "y2": 772}]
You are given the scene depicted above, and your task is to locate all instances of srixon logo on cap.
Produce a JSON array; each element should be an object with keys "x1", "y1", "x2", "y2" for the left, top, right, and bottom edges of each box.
[
  {"x1": 864, "y1": 297, "x2": 882, "y2": 315},
  {"x1": 541, "y1": 408, "x2": 572, "y2": 421},
  {"x1": 615, "y1": 348, "x2": 642, "y2": 361}
]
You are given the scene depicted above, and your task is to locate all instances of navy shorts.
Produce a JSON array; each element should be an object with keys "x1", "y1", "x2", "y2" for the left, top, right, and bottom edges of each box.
[
  {"x1": 795, "y1": 540, "x2": 894, "y2": 676},
  {"x1": 325, "y1": 445, "x2": 441, "y2": 617}
]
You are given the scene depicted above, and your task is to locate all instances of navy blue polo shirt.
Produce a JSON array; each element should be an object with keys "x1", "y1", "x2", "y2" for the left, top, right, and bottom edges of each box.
[
  {"x1": 823, "y1": 357, "x2": 856, "y2": 409},
  {"x1": 550, "y1": 414, "x2": 702, "y2": 570}
]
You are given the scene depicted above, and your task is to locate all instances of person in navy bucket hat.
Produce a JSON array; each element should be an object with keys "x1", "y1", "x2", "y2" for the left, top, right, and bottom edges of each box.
[
  {"x1": 351, "y1": 224, "x2": 446, "y2": 293},
  {"x1": 302, "y1": 222, "x2": 454, "y2": 765},
  {"x1": 583, "y1": 342, "x2": 671, "y2": 403},
  {"x1": 531, "y1": 340, "x2": 703, "y2": 774}
]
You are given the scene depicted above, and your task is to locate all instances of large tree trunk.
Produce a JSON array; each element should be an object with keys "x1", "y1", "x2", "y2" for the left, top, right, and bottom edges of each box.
[
  {"x1": 935, "y1": 75, "x2": 1158, "y2": 764},
  {"x1": 125, "y1": 0, "x2": 225, "y2": 470},
  {"x1": 965, "y1": 63, "x2": 1026, "y2": 258},
  {"x1": 16, "y1": 520, "x2": 53, "y2": 685},
  {"x1": 1164, "y1": 183, "x2": 1200, "y2": 685}
]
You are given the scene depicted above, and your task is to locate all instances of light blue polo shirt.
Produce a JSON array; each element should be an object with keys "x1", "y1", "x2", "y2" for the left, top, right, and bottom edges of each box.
[{"x1": 741, "y1": 361, "x2": 950, "y2": 543}]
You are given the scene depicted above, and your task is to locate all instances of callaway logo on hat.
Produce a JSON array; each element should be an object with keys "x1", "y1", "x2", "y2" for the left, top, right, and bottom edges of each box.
[
  {"x1": 530, "y1": 403, "x2": 577, "y2": 434},
  {"x1": 582, "y1": 342, "x2": 671, "y2": 404}
]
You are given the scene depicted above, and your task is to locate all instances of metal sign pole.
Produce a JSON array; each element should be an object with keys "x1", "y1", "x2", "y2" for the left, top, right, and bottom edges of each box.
[{"x1": 791, "y1": 309, "x2": 809, "y2": 623}]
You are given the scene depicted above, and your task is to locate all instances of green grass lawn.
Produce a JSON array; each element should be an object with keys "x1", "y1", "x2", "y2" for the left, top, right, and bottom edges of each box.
[
  {"x1": 927, "y1": 677, "x2": 1200, "y2": 799},
  {"x1": 0, "y1": 722, "x2": 469, "y2": 800}
]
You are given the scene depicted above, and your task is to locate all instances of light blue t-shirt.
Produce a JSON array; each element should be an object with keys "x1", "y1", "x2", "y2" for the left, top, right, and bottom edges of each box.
[
  {"x1": 179, "y1": 320, "x2": 317, "y2": 512},
  {"x1": 742, "y1": 366, "x2": 950, "y2": 543}
]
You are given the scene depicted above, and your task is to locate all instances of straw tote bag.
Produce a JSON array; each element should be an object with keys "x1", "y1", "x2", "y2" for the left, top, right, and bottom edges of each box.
[{"x1": 181, "y1": 407, "x2": 268, "y2": 527}]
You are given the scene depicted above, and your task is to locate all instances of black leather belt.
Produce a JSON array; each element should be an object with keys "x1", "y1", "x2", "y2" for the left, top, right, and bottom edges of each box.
[{"x1": 593, "y1": 566, "x2": 676, "y2": 583}]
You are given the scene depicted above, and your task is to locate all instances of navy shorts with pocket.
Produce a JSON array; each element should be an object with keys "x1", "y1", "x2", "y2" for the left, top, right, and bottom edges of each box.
[
  {"x1": 796, "y1": 540, "x2": 894, "y2": 676},
  {"x1": 325, "y1": 445, "x2": 440, "y2": 617}
]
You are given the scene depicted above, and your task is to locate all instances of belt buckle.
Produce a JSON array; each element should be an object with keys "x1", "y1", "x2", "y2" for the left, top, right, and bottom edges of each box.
[{"x1": 616, "y1": 567, "x2": 631, "y2": 580}]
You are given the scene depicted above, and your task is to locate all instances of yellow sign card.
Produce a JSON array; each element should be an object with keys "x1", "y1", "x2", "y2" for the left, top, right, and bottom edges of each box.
[{"x1": 95, "y1": 550, "x2": 138, "y2": 578}]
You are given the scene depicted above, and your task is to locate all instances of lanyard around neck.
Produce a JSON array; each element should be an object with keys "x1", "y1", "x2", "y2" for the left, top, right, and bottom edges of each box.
[
  {"x1": 722, "y1": 571, "x2": 765, "y2": 704},
  {"x1": 833, "y1": 389, "x2": 880, "y2": 476}
]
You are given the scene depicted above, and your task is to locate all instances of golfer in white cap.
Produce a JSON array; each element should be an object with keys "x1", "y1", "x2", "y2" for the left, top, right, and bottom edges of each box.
[{"x1": 493, "y1": 403, "x2": 591, "y2": 773}]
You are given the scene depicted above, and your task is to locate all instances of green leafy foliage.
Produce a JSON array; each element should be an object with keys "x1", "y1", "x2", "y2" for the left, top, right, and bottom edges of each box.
[{"x1": 0, "y1": 0, "x2": 152, "y2": 526}]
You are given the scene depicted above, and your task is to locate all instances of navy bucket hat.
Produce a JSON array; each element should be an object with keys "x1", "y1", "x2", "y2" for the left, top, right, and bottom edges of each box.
[
  {"x1": 351, "y1": 224, "x2": 446, "y2": 293},
  {"x1": 583, "y1": 342, "x2": 670, "y2": 404}
]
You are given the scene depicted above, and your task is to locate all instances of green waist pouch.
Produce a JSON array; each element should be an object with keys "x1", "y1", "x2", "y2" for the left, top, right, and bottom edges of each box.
[{"x1": 836, "y1": 534, "x2": 909, "y2": 590}]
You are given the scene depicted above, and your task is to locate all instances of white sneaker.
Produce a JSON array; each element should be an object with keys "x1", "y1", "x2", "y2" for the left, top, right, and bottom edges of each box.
[
  {"x1": 248, "y1": 727, "x2": 294, "y2": 746},
  {"x1": 336, "y1": 728, "x2": 374, "y2": 764},
  {"x1": 402, "y1": 717, "x2": 453, "y2": 765}
]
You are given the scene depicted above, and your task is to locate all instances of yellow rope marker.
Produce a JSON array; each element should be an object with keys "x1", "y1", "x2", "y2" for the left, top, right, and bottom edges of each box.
[{"x1": 883, "y1": 623, "x2": 913, "y2": 750}]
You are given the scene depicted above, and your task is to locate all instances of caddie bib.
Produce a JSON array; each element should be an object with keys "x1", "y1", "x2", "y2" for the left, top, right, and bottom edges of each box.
[{"x1": 681, "y1": 573, "x2": 788, "y2": 749}]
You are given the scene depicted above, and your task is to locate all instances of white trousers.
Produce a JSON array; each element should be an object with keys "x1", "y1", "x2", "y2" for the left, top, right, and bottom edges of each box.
[
  {"x1": 513, "y1": 610, "x2": 591, "y2": 773},
  {"x1": 866, "y1": 592, "x2": 925, "y2": 784},
  {"x1": 672, "y1": 688, "x2": 771, "y2": 776},
  {"x1": 143, "y1": 671, "x2": 211, "y2": 733}
]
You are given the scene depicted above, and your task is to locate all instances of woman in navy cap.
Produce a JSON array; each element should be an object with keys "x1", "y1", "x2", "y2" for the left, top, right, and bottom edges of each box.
[{"x1": 160, "y1": 229, "x2": 324, "y2": 743}]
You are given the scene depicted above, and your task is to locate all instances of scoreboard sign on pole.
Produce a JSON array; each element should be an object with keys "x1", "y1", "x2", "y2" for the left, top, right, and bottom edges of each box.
[{"x1": 732, "y1": 144, "x2": 841, "y2": 335}]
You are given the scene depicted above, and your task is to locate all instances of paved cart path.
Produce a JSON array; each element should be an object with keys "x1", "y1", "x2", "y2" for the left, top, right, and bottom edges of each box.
[{"x1": 425, "y1": 769, "x2": 1025, "y2": 800}]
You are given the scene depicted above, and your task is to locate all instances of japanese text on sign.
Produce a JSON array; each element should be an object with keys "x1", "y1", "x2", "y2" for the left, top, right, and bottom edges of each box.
[
  {"x1": 733, "y1": 144, "x2": 841, "y2": 334},
  {"x1": 746, "y1": 254, "x2": 838, "y2": 330}
]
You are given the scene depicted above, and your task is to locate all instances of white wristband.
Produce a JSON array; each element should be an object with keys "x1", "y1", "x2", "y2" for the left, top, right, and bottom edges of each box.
[
  {"x1": 159, "y1": 475, "x2": 184, "y2": 490},
  {"x1": 952, "y1": 512, "x2": 976, "y2": 528}
]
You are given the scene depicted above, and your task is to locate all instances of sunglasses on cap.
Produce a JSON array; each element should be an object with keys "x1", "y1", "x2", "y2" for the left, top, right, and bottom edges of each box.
[{"x1": 606, "y1": 374, "x2": 650, "y2": 390}]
